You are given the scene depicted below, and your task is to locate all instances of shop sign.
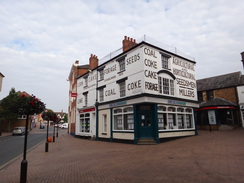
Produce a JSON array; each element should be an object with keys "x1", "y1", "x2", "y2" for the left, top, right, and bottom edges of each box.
[
  {"x1": 109, "y1": 101, "x2": 127, "y2": 107},
  {"x1": 168, "y1": 100, "x2": 186, "y2": 106},
  {"x1": 79, "y1": 108, "x2": 95, "y2": 113},
  {"x1": 71, "y1": 93, "x2": 77, "y2": 97}
]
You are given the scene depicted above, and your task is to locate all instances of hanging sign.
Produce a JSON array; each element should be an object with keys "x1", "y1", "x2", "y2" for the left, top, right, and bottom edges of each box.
[{"x1": 71, "y1": 93, "x2": 77, "y2": 97}]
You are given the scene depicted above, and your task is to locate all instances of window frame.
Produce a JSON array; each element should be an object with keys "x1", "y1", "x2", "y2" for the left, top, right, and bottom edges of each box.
[
  {"x1": 102, "y1": 114, "x2": 107, "y2": 133},
  {"x1": 119, "y1": 59, "x2": 125, "y2": 72},
  {"x1": 113, "y1": 106, "x2": 134, "y2": 131},
  {"x1": 158, "y1": 76, "x2": 175, "y2": 96},
  {"x1": 83, "y1": 92, "x2": 88, "y2": 107},
  {"x1": 158, "y1": 105, "x2": 194, "y2": 131},
  {"x1": 79, "y1": 113, "x2": 90, "y2": 133},
  {"x1": 207, "y1": 90, "x2": 214, "y2": 100},
  {"x1": 160, "y1": 52, "x2": 171, "y2": 69},
  {"x1": 116, "y1": 55, "x2": 127, "y2": 73},
  {"x1": 99, "y1": 69, "x2": 104, "y2": 81},
  {"x1": 99, "y1": 88, "x2": 104, "y2": 102},
  {"x1": 119, "y1": 81, "x2": 126, "y2": 97}
]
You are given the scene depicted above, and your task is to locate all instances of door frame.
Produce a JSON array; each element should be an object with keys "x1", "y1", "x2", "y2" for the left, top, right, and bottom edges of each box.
[{"x1": 134, "y1": 103, "x2": 158, "y2": 143}]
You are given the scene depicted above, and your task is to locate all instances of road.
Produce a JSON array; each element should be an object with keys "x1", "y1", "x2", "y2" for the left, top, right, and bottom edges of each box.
[{"x1": 0, "y1": 126, "x2": 56, "y2": 169}]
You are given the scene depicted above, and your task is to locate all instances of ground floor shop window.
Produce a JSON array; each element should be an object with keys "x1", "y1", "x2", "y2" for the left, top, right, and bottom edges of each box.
[
  {"x1": 196, "y1": 108, "x2": 238, "y2": 126},
  {"x1": 113, "y1": 106, "x2": 134, "y2": 131},
  {"x1": 103, "y1": 114, "x2": 107, "y2": 133},
  {"x1": 158, "y1": 105, "x2": 194, "y2": 130},
  {"x1": 79, "y1": 113, "x2": 90, "y2": 132}
]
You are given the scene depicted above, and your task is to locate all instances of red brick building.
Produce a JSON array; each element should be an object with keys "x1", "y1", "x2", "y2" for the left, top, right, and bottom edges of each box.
[
  {"x1": 68, "y1": 58, "x2": 98, "y2": 135},
  {"x1": 196, "y1": 71, "x2": 243, "y2": 130}
]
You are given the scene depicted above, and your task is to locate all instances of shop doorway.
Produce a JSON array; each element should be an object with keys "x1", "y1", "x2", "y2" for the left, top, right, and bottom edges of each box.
[{"x1": 137, "y1": 104, "x2": 154, "y2": 138}]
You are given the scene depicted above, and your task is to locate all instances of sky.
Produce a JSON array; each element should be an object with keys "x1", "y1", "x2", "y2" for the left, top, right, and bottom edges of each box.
[{"x1": 0, "y1": 0, "x2": 243, "y2": 112}]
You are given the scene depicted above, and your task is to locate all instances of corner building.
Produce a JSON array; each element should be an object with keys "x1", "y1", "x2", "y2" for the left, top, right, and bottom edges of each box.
[{"x1": 76, "y1": 36, "x2": 198, "y2": 144}]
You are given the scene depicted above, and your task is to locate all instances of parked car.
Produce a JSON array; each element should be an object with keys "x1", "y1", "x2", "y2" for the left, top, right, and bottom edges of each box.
[
  {"x1": 40, "y1": 124, "x2": 45, "y2": 129},
  {"x1": 54, "y1": 123, "x2": 61, "y2": 127},
  {"x1": 12, "y1": 127, "x2": 28, "y2": 136},
  {"x1": 61, "y1": 123, "x2": 68, "y2": 129}
]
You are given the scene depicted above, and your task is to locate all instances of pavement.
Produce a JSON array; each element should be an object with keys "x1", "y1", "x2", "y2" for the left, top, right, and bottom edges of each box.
[{"x1": 0, "y1": 128, "x2": 244, "y2": 183}]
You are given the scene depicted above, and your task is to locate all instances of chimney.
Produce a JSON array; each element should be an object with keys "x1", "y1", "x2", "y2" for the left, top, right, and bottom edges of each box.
[
  {"x1": 74, "y1": 60, "x2": 79, "y2": 66},
  {"x1": 89, "y1": 54, "x2": 99, "y2": 70},
  {"x1": 122, "y1": 36, "x2": 137, "y2": 52},
  {"x1": 241, "y1": 51, "x2": 244, "y2": 69}
]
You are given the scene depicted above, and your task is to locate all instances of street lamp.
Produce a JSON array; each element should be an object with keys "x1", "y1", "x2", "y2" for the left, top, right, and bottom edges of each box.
[
  {"x1": 45, "y1": 120, "x2": 49, "y2": 152},
  {"x1": 56, "y1": 118, "x2": 60, "y2": 137},
  {"x1": 95, "y1": 69, "x2": 99, "y2": 140},
  {"x1": 19, "y1": 94, "x2": 45, "y2": 183},
  {"x1": 20, "y1": 114, "x2": 29, "y2": 183},
  {"x1": 53, "y1": 121, "x2": 56, "y2": 142}
]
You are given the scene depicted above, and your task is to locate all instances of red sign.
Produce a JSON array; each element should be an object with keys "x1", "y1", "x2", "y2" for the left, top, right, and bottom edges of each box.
[
  {"x1": 196, "y1": 106, "x2": 237, "y2": 111},
  {"x1": 71, "y1": 93, "x2": 77, "y2": 97},
  {"x1": 79, "y1": 108, "x2": 95, "y2": 113}
]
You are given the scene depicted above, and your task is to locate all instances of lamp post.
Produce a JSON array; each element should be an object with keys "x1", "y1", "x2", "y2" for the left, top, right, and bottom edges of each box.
[
  {"x1": 95, "y1": 69, "x2": 99, "y2": 140},
  {"x1": 56, "y1": 119, "x2": 60, "y2": 137},
  {"x1": 53, "y1": 121, "x2": 56, "y2": 142},
  {"x1": 18, "y1": 94, "x2": 45, "y2": 183},
  {"x1": 20, "y1": 114, "x2": 29, "y2": 183},
  {"x1": 42, "y1": 110, "x2": 56, "y2": 152},
  {"x1": 45, "y1": 120, "x2": 49, "y2": 152}
]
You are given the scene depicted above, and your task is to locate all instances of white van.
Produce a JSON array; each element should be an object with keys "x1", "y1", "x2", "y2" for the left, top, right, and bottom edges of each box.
[{"x1": 61, "y1": 123, "x2": 68, "y2": 129}]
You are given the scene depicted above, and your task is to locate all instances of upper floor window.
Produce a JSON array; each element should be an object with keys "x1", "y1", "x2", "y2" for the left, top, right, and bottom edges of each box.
[
  {"x1": 207, "y1": 90, "x2": 214, "y2": 100},
  {"x1": 99, "y1": 88, "x2": 104, "y2": 102},
  {"x1": 159, "y1": 76, "x2": 175, "y2": 96},
  {"x1": 119, "y1": 59, "x2": 125, "y2": 72},
  {"x1": 160, "y1": 53, "x2": 171, "y2": 69},
  {"x1": 117, "y1": 55, "x2": 126, "y2": 72},
  {"x1": 162, "y1": 56, "x2": 169, "y2": 69},
  {"x1": 116, "y1": 77, "x2": 127, "y2": 98},
  {"x1": 99, "y1": 69, "x2": 104, "y2": 80},
  {"x1": 98, "y1": 67, "x2": 105, "y2": 81},
  {"x1": 119, "y1": 81, "x2": 126, "y2": 97},
  {"x1": 170, "y1": 79, "x2": 174, "y2": 95},
  {"x1": 198, "y1": 91, "x2": 203, "y2": 101},
  {"x1": 83, "y1": 92, "x2": 88, "y2": 107},
  {"x1": 84, "y1": 77, "x2": 88, "y2": 87}
]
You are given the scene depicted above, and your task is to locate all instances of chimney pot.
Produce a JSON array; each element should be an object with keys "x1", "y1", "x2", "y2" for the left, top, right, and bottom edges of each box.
[
  {"x1": 89, "y1": 53, "x2": 99, "y2": 70},
  {"x1": 241, "y1": 52, "x2": 244, "y2": 61},
  {"x1": 122, "y1": 35, "x2": 137, "y2": 52},
  {"x1": 241, "y1": 52, "x2": 244, "y2": 69}
]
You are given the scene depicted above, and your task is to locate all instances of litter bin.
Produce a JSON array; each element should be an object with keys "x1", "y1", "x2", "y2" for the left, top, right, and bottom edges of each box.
[{"x1": 48, "y1": 137, "x2": 52, "y2": 142}]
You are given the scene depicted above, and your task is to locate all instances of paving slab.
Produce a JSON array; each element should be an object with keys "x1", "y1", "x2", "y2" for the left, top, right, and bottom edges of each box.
[{"x1": 0, "y1": 128, "x2": 243, "y2": 183}]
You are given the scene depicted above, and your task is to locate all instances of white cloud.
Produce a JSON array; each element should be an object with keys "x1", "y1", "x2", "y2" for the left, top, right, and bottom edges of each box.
[{"x1": 0, "y1": 0, "x2": 244, "y2": 111}]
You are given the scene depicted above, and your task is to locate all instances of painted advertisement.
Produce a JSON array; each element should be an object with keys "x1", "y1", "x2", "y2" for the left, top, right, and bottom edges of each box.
[{"x1": 142, "y1": 45, "x2": 197, "y2": 101}]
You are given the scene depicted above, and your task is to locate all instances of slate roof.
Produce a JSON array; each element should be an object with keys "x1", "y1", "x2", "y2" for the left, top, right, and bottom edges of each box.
[
  {"x1": 78, "y1": 64, "x2": 89, "y2": 69},
  {"x1": 199, "y1": 97, "x2": 238, "y2": 108},
  {"x1": 197, "y1": 71, "x2": 244, "y2": 91}
]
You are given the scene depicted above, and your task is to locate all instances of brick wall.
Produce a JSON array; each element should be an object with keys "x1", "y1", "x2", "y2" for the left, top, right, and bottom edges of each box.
[
  {"x1": 122, "y1": 36, "x2": 137, "y2": 52},
  {"x1": 70, "y1": 123, "x2": 75, "y2": 135},
  {"x1": 214, "y1": 87, "x2": 238, "y2": 103}
]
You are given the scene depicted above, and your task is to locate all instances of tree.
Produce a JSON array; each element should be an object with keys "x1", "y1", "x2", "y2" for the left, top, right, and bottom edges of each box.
[
  {"x1": 0, "y1": 88, "x2": 46, "y2": 131},
  {"x1": 63, "y1": 114, "x2": 68, "y2": 123},
  {"x1": 0, "y1": 88, "x2": 20, "y2": 131}
]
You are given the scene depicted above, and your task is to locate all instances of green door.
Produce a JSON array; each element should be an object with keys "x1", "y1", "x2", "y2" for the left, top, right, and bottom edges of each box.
[{"x1": 138, "y1": 111, "x2": 153, "y2": 138}]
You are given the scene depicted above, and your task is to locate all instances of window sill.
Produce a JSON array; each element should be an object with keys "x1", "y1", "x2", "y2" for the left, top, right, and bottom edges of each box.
[{"x1": 117, "y1": 70, "x2": 125, "y2": 74}]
